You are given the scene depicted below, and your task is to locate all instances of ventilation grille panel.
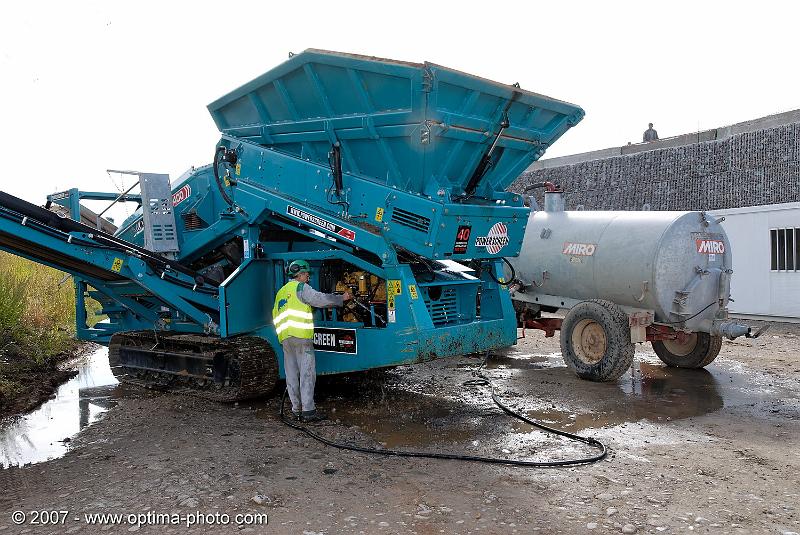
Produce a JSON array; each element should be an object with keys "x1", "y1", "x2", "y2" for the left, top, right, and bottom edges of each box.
[
  {"x1": 423, "y1": 288, "x2": 459, "y2": 327},
  {"x1": 391, "y1": 208, "x2": 431, "y2": 233}
]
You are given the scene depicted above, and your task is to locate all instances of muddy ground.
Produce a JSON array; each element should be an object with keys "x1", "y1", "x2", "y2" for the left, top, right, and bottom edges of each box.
[
  {"x1": 0, "y1": 342, "x2": 91, "y2": 420},
  {"x1": 1, "y1": 322, "x2": 798, "y2": 534}
]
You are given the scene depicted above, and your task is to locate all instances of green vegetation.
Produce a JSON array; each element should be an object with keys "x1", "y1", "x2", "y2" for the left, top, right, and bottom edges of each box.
[
  {"x1": 0, "y1": 252, "x2": 100, "y2": 412},
  {"x1": 0, "y1": 252, "x2": 78, "y2": 358}
]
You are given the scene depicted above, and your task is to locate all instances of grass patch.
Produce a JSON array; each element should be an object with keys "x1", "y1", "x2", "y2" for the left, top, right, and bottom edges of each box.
[{"x1": 0, "y1": 251, "x2": 77, "y2": 359}]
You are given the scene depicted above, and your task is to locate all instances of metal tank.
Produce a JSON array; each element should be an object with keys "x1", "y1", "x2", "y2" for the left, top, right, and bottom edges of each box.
[{"x1": 508, "y1": 191, "x2": 745, "y2": 337}]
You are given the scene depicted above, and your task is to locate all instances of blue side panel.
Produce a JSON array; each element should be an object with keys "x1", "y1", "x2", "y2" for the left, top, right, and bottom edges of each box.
[{"x1": 219, "y1": 258, "x2": 273, "y2": 337}]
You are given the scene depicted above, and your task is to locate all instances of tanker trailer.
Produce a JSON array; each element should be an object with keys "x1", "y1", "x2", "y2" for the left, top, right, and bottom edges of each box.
[{"x1": 506, "y1": 186, "x2": 765, "y2": 382}]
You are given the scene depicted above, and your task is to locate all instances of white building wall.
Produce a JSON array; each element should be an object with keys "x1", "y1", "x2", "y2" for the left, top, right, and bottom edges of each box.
[{"x1": 710, "y1": 203, "x2": 800, "y2": 321}]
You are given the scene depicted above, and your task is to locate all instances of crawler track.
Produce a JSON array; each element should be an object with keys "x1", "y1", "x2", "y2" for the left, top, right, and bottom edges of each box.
[{"x1": 108, "y1": 331, "x2": 279, "y2": 402}]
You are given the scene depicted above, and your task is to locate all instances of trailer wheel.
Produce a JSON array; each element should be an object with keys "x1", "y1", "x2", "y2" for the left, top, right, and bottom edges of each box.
[
  {"x1": 652, "y1": 333, "x2": 722, "y2": 368},
  {"x1": 560, "y1": 300, "x2": 635, "y2": 382}
]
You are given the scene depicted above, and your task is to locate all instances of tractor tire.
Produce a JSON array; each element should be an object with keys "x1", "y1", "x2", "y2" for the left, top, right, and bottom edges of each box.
[
  {"x1": 652, "y1": 332, "x2": 722, "y2": 368},
  {"x1": 560, "y1": 299, "x2": 635, "y2": 382}
]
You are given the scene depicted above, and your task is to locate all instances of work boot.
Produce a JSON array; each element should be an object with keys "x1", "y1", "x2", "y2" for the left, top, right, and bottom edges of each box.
[{"x1": 300, "y1": 410, "x2": 326, "y2": 423}]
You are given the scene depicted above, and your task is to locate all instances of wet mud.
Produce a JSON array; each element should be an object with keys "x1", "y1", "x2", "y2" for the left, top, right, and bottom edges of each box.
[{"x1": 307, "y1": 342, "x2": 797, "y2": 455}]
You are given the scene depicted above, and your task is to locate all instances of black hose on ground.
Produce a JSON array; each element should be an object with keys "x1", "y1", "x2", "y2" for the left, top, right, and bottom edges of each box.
[{"x1": 279, "y1": 354, "x2": 608, "y2": 468}]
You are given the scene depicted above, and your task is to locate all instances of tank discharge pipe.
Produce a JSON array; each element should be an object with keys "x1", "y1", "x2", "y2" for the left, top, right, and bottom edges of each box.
[{"x1": 713, "y1": 321, "x2": 751, "y2": 340}]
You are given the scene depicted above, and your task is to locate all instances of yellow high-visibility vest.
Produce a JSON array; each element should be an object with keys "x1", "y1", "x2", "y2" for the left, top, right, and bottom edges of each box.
[{"x1": 272, "y1": 280, "x2": 314, "y2": 343}]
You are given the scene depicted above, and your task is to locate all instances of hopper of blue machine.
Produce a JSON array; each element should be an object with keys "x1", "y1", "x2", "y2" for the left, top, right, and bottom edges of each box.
[{"x1": 207, "y1": 49, "x2": 584, "y2": 198}]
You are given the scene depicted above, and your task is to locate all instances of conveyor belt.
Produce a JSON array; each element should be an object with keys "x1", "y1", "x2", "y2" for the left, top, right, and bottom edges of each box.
[
  {"x1": 0, "y1": 228, "x2": 124, "y2": 282},
  {"x1": 0, "y1": 191, "x2": 90, "y2": 234},
  {"x1": 0, "y1": 191, "x2": 215, "y2": 287}
]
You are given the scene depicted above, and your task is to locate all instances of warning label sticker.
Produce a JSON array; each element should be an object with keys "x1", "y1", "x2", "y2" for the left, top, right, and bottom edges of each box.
[
  {"x1": 408, "y1": 284, "x2": 418, "y2": 300},
  {"x1": 111, "y1": 258, "x2": 124, "y2": 272},
  {"x1": 387, "y1": 292, "x2": 396, "y2": 323},
  {"x1": 388, "y1": 280, "x2": 402, "y2": 295},
  {"x1": 387, "y1": 280, "x2": 401, "y2": 323},
  {"x1": 287, "y1": 205, "x2": 356, "y2": 242}
]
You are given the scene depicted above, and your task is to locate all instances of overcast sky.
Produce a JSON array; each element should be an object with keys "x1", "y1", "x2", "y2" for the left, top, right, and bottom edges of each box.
[{"x1": 1, "y1": 1, "x2": 797, "y2": 220}]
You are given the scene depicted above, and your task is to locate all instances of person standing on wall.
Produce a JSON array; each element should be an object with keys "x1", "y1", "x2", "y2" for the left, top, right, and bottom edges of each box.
[
  {"x1": 273, "y1": 259, "x2": 352, "y2": 422},
  {"x1": 643, "y1": 123, "x2": 659, "y2": 142}
]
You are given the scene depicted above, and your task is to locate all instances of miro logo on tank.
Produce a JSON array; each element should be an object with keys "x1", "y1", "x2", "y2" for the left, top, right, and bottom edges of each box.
[
  {"x1": 562, "y1": 242, "x2": 597, "y2": 256},
  {"x1": 475, "y1": 222, "x2": 509, "y2": 254},
  {"x1": 696, "y1": 239, "x2": 725, "y2": 254}
]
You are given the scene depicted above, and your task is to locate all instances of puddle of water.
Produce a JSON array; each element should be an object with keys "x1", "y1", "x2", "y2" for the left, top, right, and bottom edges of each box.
[
  {"x1": 0, "y1": 346, "x2": 118, "y2": 468},
  {"x1": 485, "y1": 352, "x2": 563, "y2": 370},
  {"x1": 499, "y1": 363, "x2": 725, "y2": 434},
  {"x1": 330, "y1": 398, "x2": 476, "y2": 449},
  {"x1": 500, "y1": 348, "x2": 799, "y2": 433}
]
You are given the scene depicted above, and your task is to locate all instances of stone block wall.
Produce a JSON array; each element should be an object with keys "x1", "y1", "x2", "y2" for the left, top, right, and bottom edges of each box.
[{"x1": 511, "y1": 121, "x2": 800, "y2": 211}]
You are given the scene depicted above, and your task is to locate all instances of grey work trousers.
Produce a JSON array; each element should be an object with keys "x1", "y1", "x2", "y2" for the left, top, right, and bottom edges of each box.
[{"x1": 282, "y1": 337, "x2": 316, "y2": 413}]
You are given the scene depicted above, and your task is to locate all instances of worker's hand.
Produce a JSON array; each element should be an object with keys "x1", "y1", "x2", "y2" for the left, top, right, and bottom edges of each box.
[{"x1": 342, "y1": 290, "x2": 353, "y2": 302}]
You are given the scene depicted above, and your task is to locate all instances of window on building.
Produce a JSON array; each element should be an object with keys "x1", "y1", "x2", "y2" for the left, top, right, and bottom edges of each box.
[{"x1": 770, "y1": 228, "x2": 799, "y2": 271}]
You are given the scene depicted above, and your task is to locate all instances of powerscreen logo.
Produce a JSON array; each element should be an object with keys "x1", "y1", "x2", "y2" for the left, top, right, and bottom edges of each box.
[{"x1": 475, "y1": 222, "x2": 509, "y2": 254}]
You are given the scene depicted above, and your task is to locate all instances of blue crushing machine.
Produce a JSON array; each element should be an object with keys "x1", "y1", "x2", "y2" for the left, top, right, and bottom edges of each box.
[{"x1": 0, "y1": 50, "x2": 583, "y2": 399}]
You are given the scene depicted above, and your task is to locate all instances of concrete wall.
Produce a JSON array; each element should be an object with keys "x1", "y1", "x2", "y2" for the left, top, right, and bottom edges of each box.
[{"x1": 513, "y1": 109, "x2": 800, "y2": 212}]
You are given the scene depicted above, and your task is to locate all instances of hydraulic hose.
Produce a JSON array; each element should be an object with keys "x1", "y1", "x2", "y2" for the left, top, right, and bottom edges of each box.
[
  {"x1": 213, "y1": 146, "x2": 234, "y2": 206},
  {"x1": 660, "y1": 301, "x2": 717, "y2": 325},
  {"x1": 280, "y1": 355, "x2": 608, "y2": 468},
  {"x1": 480, "y1": 257, "x2": 516, "y2": 286},
  {"x1": 523, "y1": 181, "x2": 559, "y2": 193}
]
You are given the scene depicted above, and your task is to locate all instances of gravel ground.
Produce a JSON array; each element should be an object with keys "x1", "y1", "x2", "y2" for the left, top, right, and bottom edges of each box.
[{"x1": 0, "y1": 322, "x2": 798, "y2": 534}]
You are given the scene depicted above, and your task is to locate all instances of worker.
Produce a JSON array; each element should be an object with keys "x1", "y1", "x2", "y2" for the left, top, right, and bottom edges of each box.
[
  {"x1": 643, "y1": 123, "x2": 659, "y2": 142},
  {"x1": 273, "y1": 259, "x2": 352, "y2": 422}
]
